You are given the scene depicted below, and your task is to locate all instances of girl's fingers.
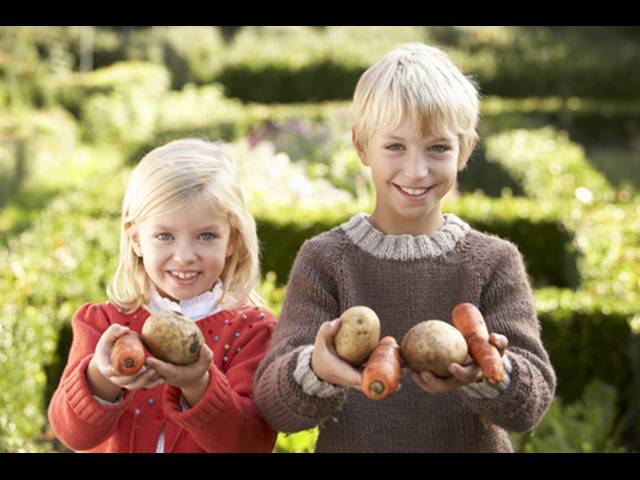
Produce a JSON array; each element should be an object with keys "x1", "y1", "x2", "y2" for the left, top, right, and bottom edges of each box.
[
  {"x1": 144, "y1": 377, "x2": 166, "y2": 390},
  {"x1": 119, "y1": 367, "x2": 157, "y2": 390}
]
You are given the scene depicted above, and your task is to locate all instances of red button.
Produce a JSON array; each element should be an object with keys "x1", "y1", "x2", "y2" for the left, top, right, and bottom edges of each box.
[{"x1": 156, "y1": 411, "x2": 166, "y2": 421}]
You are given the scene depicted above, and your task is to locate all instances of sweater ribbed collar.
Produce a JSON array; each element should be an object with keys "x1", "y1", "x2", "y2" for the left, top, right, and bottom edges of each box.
[{"x1": 341, "y1": 213, "x2": 470, "y2": 261}]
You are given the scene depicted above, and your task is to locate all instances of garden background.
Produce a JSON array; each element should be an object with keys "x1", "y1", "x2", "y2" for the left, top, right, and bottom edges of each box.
[{"x1": 1, "y1": 26, "x2": 639, "y2": 453}]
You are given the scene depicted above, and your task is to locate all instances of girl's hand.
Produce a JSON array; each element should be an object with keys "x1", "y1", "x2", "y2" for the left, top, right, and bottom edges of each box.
[
  {"x1": 88, "y1": 324, "x2": 164, "y2": 400},
  {"x1": 310, "y1": 319, "x2": 363, "y2": 391},
  {"x1": 411, "y1": 332, "x2": 509, "y2": 394},
  {"x1": 144, "y1": 344, "x2": 214, "y2": 405}
]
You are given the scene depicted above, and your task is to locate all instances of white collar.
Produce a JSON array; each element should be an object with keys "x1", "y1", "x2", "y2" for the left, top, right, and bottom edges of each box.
[{"x1": 145, "y1": 281, "x2": 225, "y2": 321}]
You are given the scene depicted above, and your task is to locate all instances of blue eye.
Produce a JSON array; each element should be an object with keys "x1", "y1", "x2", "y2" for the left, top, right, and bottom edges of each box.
[
  {"x1": 199, "y1": 232, "x2": 217, "y2": 241},
  {"x1": 156, "y1": 233, "x2": 173, "y2": 241},
  {"x1": 430, "y1": 145, "x2": 449, "y2": 153},
  {"x1": 386, "y1": 143, "x2": 404, "y2": 151}
]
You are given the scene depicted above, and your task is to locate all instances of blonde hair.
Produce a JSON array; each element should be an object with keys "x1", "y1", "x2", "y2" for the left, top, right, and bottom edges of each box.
[
  {"x1": 107, "y1": 138, "x2": 261, "y2": 314},
  {"x1": 352, "y1": 42, "x2": 480, "y2": 169}
]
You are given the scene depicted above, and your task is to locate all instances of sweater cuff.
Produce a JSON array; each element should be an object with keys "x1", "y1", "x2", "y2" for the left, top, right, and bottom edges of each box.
[
  {"x1": 164, "y1": 365, "x2": 230, "y2": 429},
  {"x1": 293, "y1": 345, "x2": 347, "y2": 398},
  {"x1": 460, "y1": 352, "x2": 513, "y2": 399},
  {"x1": 62, "y1": 355, "x2": 132, "y2": 427}
]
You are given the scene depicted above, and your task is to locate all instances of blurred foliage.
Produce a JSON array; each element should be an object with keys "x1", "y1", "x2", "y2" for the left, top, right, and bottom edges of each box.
[
  {"x1": 0, "y1": 108, "x2": 78, "y2": 207},
  {"x1": 485, "y1": 128, "x2": 640, "y2": 305},
  {"x1": 510, "y1": 380, "x2": 627, "y2": 452},
  {"x1": 44, "y1": 61, "x2": 170, "y2": 119},
  {"x1": 275, "y1": 428, "x2": 319, "y2": 453}
]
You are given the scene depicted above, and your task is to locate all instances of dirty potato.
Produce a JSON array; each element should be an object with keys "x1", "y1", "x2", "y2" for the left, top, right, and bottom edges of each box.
[
  {"x1": 141, "y1": 310, "x2": 205, "y2": 365},
  {"x1": 335, "y1": 306, "x2": 381, "y2": 367},
  {"x1": 400, "y1": 320, "x2": 468, "y2": 378}
]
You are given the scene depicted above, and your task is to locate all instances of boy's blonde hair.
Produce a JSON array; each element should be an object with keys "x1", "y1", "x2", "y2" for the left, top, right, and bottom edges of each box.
[
  {"x1": 107, "y1": 138, "x2": 261, "y2": 314},
  {"x1": 352, "y1": 42, "x2": 480, "y2": 169}
]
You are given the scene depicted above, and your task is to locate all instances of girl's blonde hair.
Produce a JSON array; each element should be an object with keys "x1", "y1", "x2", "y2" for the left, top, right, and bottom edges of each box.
[
  {"x1": 352, "y1": 42, "x2": 480, "y2": 169},
  {"x1": 107, "y1": 138, "x2": 261, "y2": 314}
]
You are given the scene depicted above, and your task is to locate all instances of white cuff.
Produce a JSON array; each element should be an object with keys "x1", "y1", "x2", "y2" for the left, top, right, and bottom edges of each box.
[
  {"x1": 293, "y1": 345, "x2": 346, "y2": 398},
  {"x1": 93, "y1": 389, "x2": 125, "y2": 406},
  {"x1": 461, "y1": 352, "x2": 513, "y2": 399}
]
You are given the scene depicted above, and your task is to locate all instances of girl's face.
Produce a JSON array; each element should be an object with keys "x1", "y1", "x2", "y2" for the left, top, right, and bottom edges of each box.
[
  {"x1": 356, "y1": 116, "x2": 459, "y2": 236},
  {"x1": 132, "y1": 200, "x2": 235, "y2": 302}
]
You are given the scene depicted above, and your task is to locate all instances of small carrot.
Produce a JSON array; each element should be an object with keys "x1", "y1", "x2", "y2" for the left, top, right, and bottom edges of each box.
[
  {"x1": 110, "y1": 331, "x2": 145, "y2": 375},
  {"x1": 451, "y1": 303, "x2": 504, "y2": 385},
  {"x1": 361, "y1": 336, "x2": 401, "y2": 400}
]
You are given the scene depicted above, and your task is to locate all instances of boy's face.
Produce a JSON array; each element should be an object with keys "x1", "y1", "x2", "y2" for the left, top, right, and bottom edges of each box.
[
  {"x1": 355, "y1": 117, "x2": 459, "y2": 235},
  {"x1": 131, "y1": 201, "x2": 235, "y2": 302}
]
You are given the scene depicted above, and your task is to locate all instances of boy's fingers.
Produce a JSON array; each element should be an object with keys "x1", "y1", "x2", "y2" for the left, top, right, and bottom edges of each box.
[
  {"x1": 489, "y1": 333, "x2": 508, "y2": 355},
  {"x1": 320, "y1": 318, "x2": 341, "y2": 338},
  {"x1": 449, "y1": 363, "x2": 482, "y2": 383}
]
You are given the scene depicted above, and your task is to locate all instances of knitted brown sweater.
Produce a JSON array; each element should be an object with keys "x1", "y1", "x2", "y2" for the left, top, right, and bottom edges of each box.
[{"x1": 253, "y1": 213, "x2": 556, "y2": 452}]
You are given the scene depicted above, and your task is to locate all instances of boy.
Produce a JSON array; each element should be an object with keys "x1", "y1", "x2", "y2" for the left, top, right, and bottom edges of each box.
[{"x1": 253, "y1": 43, "x2": 556, "y2": 452}]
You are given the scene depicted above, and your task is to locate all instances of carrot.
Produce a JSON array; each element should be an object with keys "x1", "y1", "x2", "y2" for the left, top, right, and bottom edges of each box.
[
  {"x1": 451, "y1": 303, "x2": 504, "y2": 385},
  {"x1": 361, "y1": 336, "x2": 401, "y2": 400},
  {"x1": 110, "y1": 331, "x2": 145, "y2": 375}
]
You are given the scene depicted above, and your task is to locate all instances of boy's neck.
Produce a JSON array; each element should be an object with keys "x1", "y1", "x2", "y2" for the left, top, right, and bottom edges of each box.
[{"x1": 368, "y1": 207, "x2": 445, "y2": 236}]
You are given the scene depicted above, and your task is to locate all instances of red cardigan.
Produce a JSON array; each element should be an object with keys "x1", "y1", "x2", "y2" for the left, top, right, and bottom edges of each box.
[{"x1": 48, "y1": 302, "x2": 277, "y2": 453}]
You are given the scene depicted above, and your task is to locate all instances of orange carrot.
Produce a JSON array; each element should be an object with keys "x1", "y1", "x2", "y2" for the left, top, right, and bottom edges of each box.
[
  {"x1": 111, "y1": 331, "x2": 145, "y2": 375},
  {"x1": 361, "y1": 336, "x2": 401, "y2": 400},
  {"x1": 451, "y1": 303, "x2": 504, "y2": 385}
]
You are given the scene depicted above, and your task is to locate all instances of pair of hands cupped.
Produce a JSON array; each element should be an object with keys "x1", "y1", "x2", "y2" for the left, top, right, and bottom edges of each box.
[
  {"x1": 91, "y1": 323, "x2": 214, "y2": 392},
  {"x1": 311, "y1": 318, "x2": 508, "y2": 395}
]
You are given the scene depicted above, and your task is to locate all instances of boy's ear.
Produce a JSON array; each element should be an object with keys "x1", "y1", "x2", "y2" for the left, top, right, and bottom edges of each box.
[
  {"x1": 351, "y1": 128, "x2": 368, "y2": 166},
  {"x1": 458, "y1": 134, "x2": 479, "y2": 171}
]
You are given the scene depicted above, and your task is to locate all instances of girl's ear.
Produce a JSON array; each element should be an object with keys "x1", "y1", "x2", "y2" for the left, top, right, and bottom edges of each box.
[
  {"x1": 352, "y1": 128, "x2": 369, "y2": 166},
  {"x1": 126, "y1": 222, "x2": 143, "y2": 257},
  {"x1": 225, "y1": 229, "x2": 238, "y2": 258}
]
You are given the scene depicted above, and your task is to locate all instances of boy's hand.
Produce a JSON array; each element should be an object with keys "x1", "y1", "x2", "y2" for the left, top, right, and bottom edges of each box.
[
  {"x1": 411, "y1": 332, "x2": 508, "y2": 394},
  {"x1": 88, "y1": 324, "x2": 164, "y2": 400},
  {"x1": 311, "y1": 319, "x2": 363, "y2": 391}
]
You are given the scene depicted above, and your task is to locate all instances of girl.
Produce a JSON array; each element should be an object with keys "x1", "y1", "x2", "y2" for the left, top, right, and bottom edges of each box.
[
  {"x1": 48, "y1": 139, "x2": 277, "y2": 452},
  {"x1": 253, "y1": 43, "x2": 556, "y2": 452}
]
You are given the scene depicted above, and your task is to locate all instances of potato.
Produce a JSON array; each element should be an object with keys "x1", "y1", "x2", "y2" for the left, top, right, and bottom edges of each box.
[
  {"x1": 400, "y1": 320, "x2": 468, "y2": 378},
  {"x1": 141, "y1": 310, "x2": 205, "y2": 365},
  {"x1": 335, "y1": 306, "x2": 381, "y2": 367}
]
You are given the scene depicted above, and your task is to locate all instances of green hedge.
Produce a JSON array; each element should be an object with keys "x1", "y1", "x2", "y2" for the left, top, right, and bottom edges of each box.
[
  {"x1": 0, "y1": 108, "x2": 78, "y2": 207},
  {"x1": 535, "y1": 288, "x2": 637, "y2": 403},
  {"x1": 0, "y1": 175, "x2": 123, "y2": 451},
  {"x1": 211, "y1": 27, "x2": 640, "y2": 103},
  {"x1": 216, "y1": 27, "x2": 427, "y2": 103},
  {"x1": 6, "y1": 27, "x2": 640, "y2": 108},
  {"x1": 485, "y1": 127, "x2": 640, "y2": 304},
  {"x1": 44, "y1": 61, "x2": 170, "y2": 118}
]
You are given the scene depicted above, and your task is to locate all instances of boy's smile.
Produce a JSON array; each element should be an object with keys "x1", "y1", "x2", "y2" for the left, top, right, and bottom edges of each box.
[{"x1": 392, "y1": 183, "x2": 436, "y2": 200}]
